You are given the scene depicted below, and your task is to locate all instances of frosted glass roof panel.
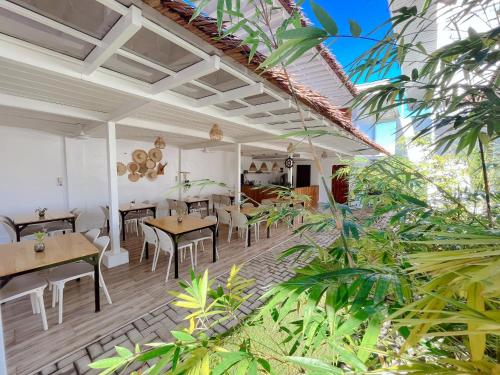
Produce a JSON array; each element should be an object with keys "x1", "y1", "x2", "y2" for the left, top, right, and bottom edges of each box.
[{"x1": 102, "y1": 54, "x2": 169, "y2": 83}]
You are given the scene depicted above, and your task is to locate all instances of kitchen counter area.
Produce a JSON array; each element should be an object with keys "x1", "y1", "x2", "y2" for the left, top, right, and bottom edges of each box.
[{"x1": 242, "y1": 184, "x2": 319, "y2": 207}]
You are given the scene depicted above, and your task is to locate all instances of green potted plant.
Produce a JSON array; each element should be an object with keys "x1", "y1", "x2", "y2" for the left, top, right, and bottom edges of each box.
[{"x1": 33, "y1": 231, "x2": 46, "y2": 252}]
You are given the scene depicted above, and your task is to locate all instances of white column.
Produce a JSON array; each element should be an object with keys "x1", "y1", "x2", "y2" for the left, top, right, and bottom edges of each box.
[
  {"x1": 103, "y1": 121, "x2": 129, "y2": 268},
  {"x1": 235, "y1": 143, "x2": 241, "y2": 204},
  {"x1": 177, "y1": 148, "x2": 182, "y2": 201}
]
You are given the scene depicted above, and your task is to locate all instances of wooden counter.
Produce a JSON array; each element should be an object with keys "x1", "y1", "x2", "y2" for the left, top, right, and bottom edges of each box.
[{"x1": 241, "y1": 185, "x2": 318, "y2": 207}]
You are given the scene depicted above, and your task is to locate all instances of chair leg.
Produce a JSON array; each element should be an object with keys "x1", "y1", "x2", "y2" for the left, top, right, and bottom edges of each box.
[
  {"x1": 227, "y1": 224, "x2": 232, "y2": 243},
  {"x1": 165, "y1": 253, "x2": 172, "y2": 282},
  {"x1": 51, "y1": 284, "x2": 57, "y2": 307},
  {"x1": 189, "y1": 246, "x2": 195, "y2": 270},
  {"x1": 30, "y1": 294, "x2": 37, "y2": 314},
  {"x1": 57, "y1": 284, "x2": 64, "y2": 324},
  {"x1": 100, "y1": 274, "x2": 112, "y2": 305},
  {"x1": 152, "y1": 248, "x2": 160, "y2": 272},
  {"x1": 139, "y1": 240, "x2": 146, "y2": 263},
  {"x1": 35, "y1": 290, "x2": 48, "y2": 331}
]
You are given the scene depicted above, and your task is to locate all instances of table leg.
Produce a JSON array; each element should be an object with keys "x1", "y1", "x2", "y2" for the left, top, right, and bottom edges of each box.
[
  {"x1": 174, "y1": 236, "x2": 179, "y2": 279},
  {"x1": 93, "y1": 257, "x2": 100, "y2": 312},
  {"x1": 152, "y1": 207, "x2": 157, "y2": 219},
  {"x1": 121, "y1": 212, "x2": 126, "y2": 241},
  {"x1": 186, "y1": 202, "x2": 191, "y2": 214},
  {"x1": 145, "y1": 242, "x2": 149, "y2": 259},
  {"x1": 71, "y1": 218, "x2": 76, "y2": 233},
  {"x1": 15, "y1": 226, "x2": 21, "y2": 242},
  {"x1": 169, "y1": 209, "x2": 172, "y2": 216},
  {"x1": 247, "y1": 225, "x2": 252, "y2": 247},
  {"x1": 267, "y1": 224, "x2": 271, "y2": 238},
  {"x1": 211, "y1": 225, "x2": 217, "y2": 262}
]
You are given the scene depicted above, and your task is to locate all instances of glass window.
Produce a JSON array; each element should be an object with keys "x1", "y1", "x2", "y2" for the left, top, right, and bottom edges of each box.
[
  {"x1": 0, "y1": 8, "x2": 94, "y2": 59},
  {"x1": 214, "y1": 101, "x2": 247, "y2": 110},
  {"x1": 9, "y1": 0, "x2": 122, "y2": 39},
  {"x1": 171, "y1": 83, "x2": 214, "y2": 99},
  {"x1": 123, "y1": 28, "x2": 202, "y2": 72},
  {"x1": 102, "y1": 54, "x2": 169, "y2": 83},
  {"x1": 242, "y1": 93, "x2": 277, "y2": 106},
  {"x1": 197, "y1": 70, "x2": 247, "y2": 92}
]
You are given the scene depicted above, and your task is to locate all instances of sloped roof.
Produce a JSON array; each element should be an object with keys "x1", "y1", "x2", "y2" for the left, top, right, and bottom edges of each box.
[
  {"x1": 141, "y1": 0, "x2": 388, "y2": 154},
  {"x1": 276, "y1": 0, "x2": 358, "y2": 97}
]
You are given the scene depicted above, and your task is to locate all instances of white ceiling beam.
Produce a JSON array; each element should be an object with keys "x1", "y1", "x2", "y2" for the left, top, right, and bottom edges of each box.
[
  {"x1": 117, "y1": 117, "x2": 237, "y2": 144},
  {"x1": 236, "y1": 134, "x2": 282, "y2": 143},
  {"x1": 151, "y1": 56, "x2": 220, "y2": 95},
  {"x1": 181, "y1": 140, "x2": 232, "y2": 150},
  {"x1": 83, "y1": 6, "x2": 142, "y2": 75},
  {"x1": 0, "y1": 0, "x2": 102, "y2": 46},
  {"x1": 107, "y1": 99, "x2": 151, "y2": 122},
  {"x1": 226, "y1": 100, "x2": 292, "y2": 117},
  {"x1": 0, "y1": 36, "x2": 375, "y2": 156},
  {"x1": 0, "y1": 93, "x2": 108, "y2": 122},
  {"x1": 195, "y1": 83, "x2": 263, "y2": 107},
  {"x1": 281, "y1": 119, "x2": 328, "y2": 129},
  {"x1": 94, "y1": 0, "x2": 128, "y2": 15},
  {"x1": 249, "y1": 110, "x2": 312, "y2": 124}
]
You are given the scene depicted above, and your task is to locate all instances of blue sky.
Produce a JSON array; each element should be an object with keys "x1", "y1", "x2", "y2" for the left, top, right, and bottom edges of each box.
[{"x1": 301, "y1": 0, "x2": 400, "y2": 83}]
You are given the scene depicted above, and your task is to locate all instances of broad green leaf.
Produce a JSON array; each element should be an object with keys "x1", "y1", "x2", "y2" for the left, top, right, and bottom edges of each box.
[
  {"x1": 88, "y1": 357, "x2": 125, "y2": 369},
  {"x1": 285, "y1": 356, "x2": 343, "y2": 374},
  {"x1": 278, "y1": 26, "x2": 327, "y2": 40},
  {"x1": 311, "y1": 2, "x2": 338, "y2": 36},
  {"x1": 349, "y1": 19, "x2": 362, "y2": 37}
]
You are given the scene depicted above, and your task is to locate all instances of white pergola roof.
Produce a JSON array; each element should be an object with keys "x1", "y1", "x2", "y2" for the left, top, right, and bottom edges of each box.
[{"x1": 0, "y1": 0, "x2": 381, "y2": 157}]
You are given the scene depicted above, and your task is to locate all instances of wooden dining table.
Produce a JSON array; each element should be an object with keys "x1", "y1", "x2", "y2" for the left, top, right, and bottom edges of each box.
[
  {"x1": 223, "y1": 205, "x2": 270, "y2": 247},
  {"x1": 0, "y1": 233, "x2": 101, "y2": 312},
  {"x1": 145, "y1": 216, "x2": 217, "y2": 279},
  {"x1": 12, "y1": 211, "x2": 75, "y2": 242},
  {"x1": 182, "y1": 197, "x2": 210, "y2": 215},
  {"x1": 118, "y1": 203, "x2": 157, "y2": 241}
]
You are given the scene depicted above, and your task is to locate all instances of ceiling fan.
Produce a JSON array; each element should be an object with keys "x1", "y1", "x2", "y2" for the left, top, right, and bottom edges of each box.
[{"x1": 74, "y1": 124, "x2": 91, "y2": 140}]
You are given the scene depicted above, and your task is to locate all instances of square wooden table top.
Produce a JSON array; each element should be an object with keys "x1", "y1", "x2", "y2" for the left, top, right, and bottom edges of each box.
[
  {"x1": 0, "y1": 233, "x2": 98, "y2": 278},
  {"x1": 271, "y1": 198, "x2": 305, "y2": 204},
  {"x1": 146, "y1": 216, "x2": 214, "y2": 235},
  {"x1": 12, "y1": 211, "x2": 75, "y2": 226},
  {"x1": 222, "y1": 205, "x2": 260, "y2": 216},
  {"x1": 118, "y1": 202, "x2": 156, "y2": 212}
]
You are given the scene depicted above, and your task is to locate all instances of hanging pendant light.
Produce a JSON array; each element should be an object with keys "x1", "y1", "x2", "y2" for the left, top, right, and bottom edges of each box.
[
  {"x1": 272, "y1": 162, "x2": 279, "y2": 172},
  {"x1": 287, "y1": 142, "x2": 294, "y2": 154},
  {"x1": 321, "y1": 151, "x2": 328, "y2": 159},
  {"x1": 249, "y1": 162, "x2": 257, "y2": 172},
  {"x1": 209, "y1": 123, "x2": 223, "y2": 141},
  {"x1": 260, "y1": 162, "x2": 269, "y2": 172}
]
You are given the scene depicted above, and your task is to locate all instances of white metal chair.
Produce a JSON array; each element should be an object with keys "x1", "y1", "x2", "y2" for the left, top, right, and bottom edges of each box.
[
  {"x1": 166, "y1": 199, "x2": 177, "y2": 215},
  {"x1": 83, "y1": 228, "x2": 100, "y2": 243},
  {"x1": 139, "y1": 223, "x2": 158, "y2": 268},
  {"x1": 0, "y1": 274, "x2": 48, "y2": 331},
  {"x1": 47, "y1": 209, "x2": 83, "y2": 236},
  {"x1": 188, "y1": 212, "x2": 202, "y2": 218},
  {"x1": 153, "y1": 228, "x2": 193, "y2": 281},
  {"x1": 229, "y1": 211, "x2": 257, "y2": 247},
  {"x1": 220, "y1": 196, "x2": 232, "y2": 206},
  {"x1": 48, "y1": 236, "x2": 112, "y2": 324},
  {"x1": 216, "y1": 208, "x2": 232, "y2": 242}
]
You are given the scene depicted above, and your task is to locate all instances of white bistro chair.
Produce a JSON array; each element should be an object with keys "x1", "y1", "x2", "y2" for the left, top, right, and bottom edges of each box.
[
  {"x1": 229, "y1": 211, "x2": 258, "y2": 247},
  {"x1": 0, "y1": 274, "x2": 48, "y2": 331},
  {"x1": 216, "y1": 208, "x2": 232, "y2": 243},
  {"x1": 184, "y1": 215, "x2": 218, "y2": 266},
  {"x1": 83, "y1": 228, "x2": 101, "y2": 243},
  {"x1": 48, "y1": 236, "x2": 112, "y2": 324},
  {"x1": 153, "y1": 228, "x2": 193, "y2": 282},
  {"x1": 139, "y1": 223, "x2": 158, "y2": 268}
]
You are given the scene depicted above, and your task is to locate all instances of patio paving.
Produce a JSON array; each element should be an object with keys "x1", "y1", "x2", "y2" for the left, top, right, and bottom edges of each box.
[{"x1": 35, "y1": 229, "x2": 339, "y2": 375}]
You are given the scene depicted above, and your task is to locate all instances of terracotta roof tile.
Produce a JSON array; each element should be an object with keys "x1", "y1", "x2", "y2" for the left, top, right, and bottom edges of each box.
[{"x1": 141, "y1": 0, "x2": 388, "y2": 154}]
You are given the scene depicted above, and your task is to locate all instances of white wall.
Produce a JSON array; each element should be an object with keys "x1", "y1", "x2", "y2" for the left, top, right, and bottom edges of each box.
[{"x1": 0, "y1": 125, "x2": 237, "y2": 242}]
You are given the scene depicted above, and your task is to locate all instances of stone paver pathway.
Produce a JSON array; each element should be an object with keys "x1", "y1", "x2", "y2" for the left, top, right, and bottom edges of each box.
[{"x1": 36, "y1": 230, "x2": 338, "y2": 375}]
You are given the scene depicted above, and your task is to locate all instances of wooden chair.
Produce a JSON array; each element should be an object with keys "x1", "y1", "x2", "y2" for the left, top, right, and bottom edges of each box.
[
  {"x1": 48, "y1": 236, "x2": 112, "y2": 324},
  {"x1": 0, "y1": 274, "x2": 48, "y2": 331}
]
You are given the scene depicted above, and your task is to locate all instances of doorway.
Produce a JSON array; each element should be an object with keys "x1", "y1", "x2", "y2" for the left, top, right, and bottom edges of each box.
[
  {"x1": 296, "y1": 165, "x2": 311, "y2": 187},
  {"x1": 331, "y1": 165, "x2": 348, "y2": 203}
]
